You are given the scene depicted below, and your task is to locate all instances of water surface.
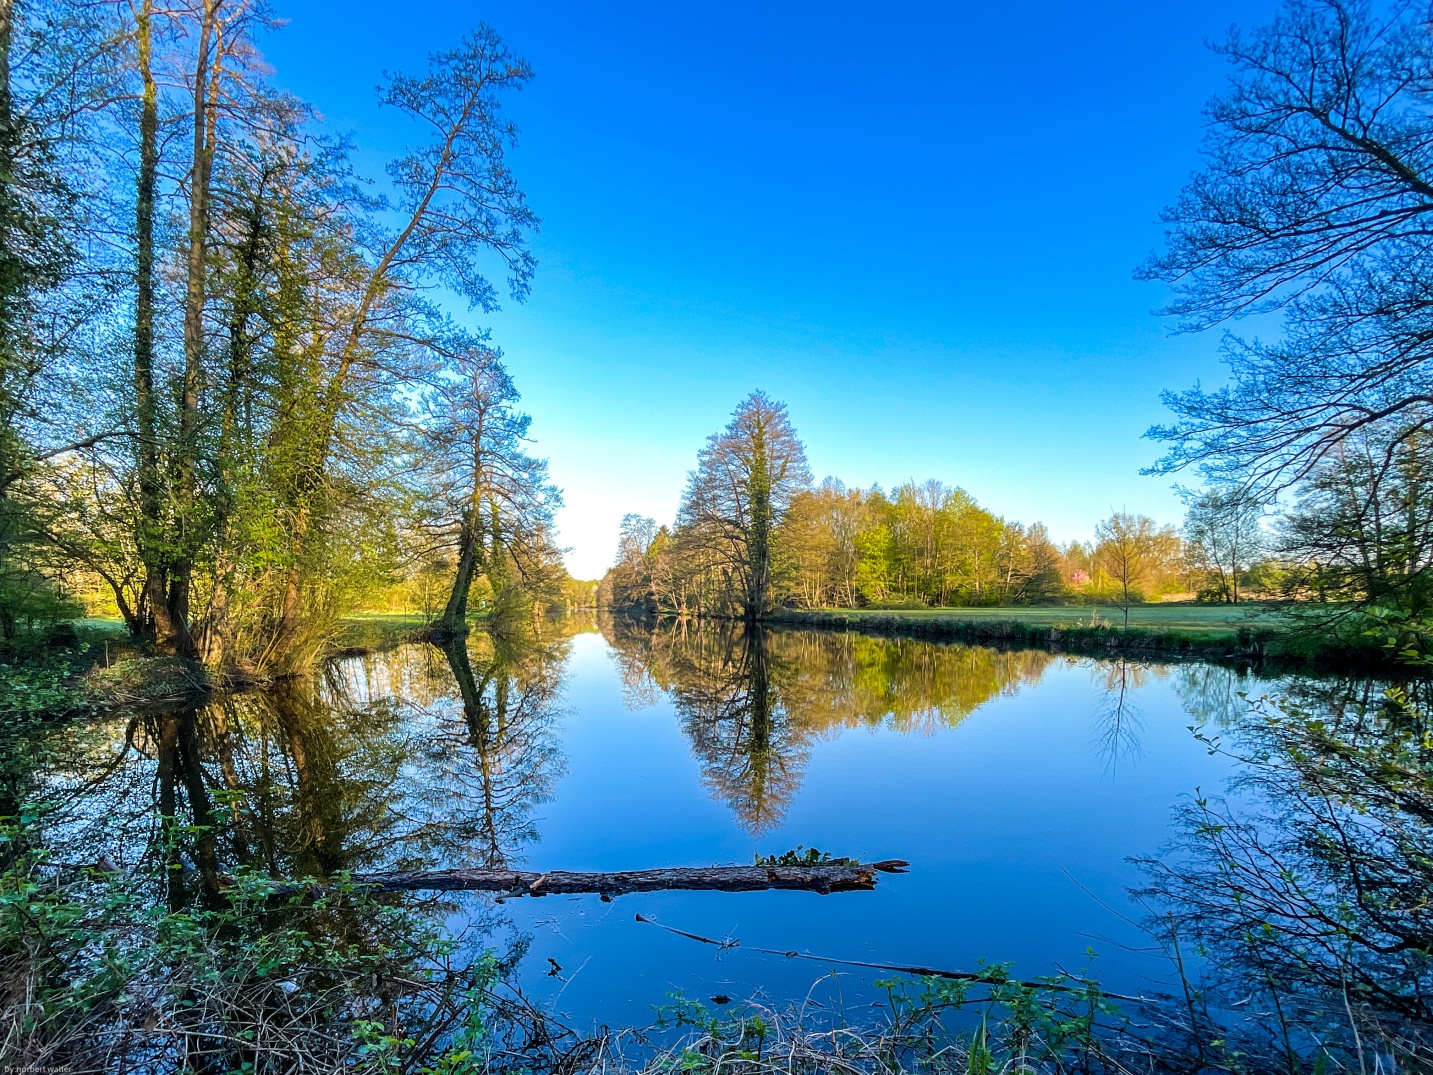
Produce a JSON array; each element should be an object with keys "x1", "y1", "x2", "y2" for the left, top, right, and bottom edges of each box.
[{"x1": 37, "y1": 617, "x2": 1364, "y2": 1029}]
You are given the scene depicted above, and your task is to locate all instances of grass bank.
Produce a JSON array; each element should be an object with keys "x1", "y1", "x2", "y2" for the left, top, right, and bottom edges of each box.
[{"x1": 768, "y1": 604, "x2": 1380, "y2": 669}]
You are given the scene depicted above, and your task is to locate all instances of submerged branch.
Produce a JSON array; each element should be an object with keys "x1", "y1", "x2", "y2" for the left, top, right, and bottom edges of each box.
[{"x1": 634, "y1": 913, "x2": 1162, "y2": 1005}]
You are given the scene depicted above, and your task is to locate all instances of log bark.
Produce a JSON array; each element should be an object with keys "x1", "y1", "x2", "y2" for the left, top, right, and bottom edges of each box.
[{"x1": 273, "y1": 861, "x2": 909, "y2": 899}]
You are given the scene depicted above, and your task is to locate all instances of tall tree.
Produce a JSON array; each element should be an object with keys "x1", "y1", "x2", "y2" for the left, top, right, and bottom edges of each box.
[
  {"x1": 419, "y1": 340, "x2": 559, "y2": 636},
  {"x1": 130, "y1": 0, "x2": 160, "y2": 642},
  {"x1": 678, "y1": 391, "x2": 810, "y2": 622},
  {"x1": 265, "y1": 27, "x2": 538, "y2": 660}
]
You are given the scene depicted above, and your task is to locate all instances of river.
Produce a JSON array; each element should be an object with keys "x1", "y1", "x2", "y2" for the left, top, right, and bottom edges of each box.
[{"x1": 28, "y1": 615, "x2": 1406, "y2": 1033}]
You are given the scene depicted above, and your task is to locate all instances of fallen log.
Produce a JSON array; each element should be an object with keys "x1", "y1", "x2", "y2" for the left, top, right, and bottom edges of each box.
[{"x1": 267, "y1": 860, "x2": 909, "y2": 899}]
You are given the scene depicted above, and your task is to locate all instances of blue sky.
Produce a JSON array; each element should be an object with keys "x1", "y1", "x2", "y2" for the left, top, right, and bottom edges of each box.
[{"x1": 264, "y1": 1, "x2": 1281, "y2": 579}]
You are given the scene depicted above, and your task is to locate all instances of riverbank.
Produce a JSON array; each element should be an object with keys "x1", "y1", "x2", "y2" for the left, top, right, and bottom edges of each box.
[
  {"x1": 0, "y1": 609, "x2": 593, "y2": 719},
  {"x1": 0, "y1": 616, "x2": 414, "y2": 720},
  {"x1": 766, "y1": 606, "x2": 1384, "y2": 669}
]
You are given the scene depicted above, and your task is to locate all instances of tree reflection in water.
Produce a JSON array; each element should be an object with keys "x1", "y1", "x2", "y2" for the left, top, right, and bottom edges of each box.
[
  {"x1": 1137, "y1": 674, "x2": 1433, "y2": 1062},
  {"x1": 1091, "y1": 659, "x2": 1150, "y2": 775},
  {"x1": 35, "y1": 625, "x2": 575, "y2": 893},
  {"x1": 602, "y1": 616, "x2": 1057, "y2": 833}
]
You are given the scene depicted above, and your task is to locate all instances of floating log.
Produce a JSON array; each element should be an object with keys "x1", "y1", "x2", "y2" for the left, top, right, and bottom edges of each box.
[{"x1": 273, "y1": 860, "x2": 909, "y2": 899}]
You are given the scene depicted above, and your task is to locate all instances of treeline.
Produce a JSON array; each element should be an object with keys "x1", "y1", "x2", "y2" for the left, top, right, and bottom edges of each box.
[
  {"x1": 0, "y1": 1, "x2": 574, "y2": 668},
  {"x1": 600, "y1": 393, "x2": 1239, "y2": 621},
  {"x1": 603, "y1": 385, "x2": 1426, "y2": 626}
]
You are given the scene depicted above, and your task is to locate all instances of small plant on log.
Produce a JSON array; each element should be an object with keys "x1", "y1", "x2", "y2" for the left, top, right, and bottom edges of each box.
[{"x1": 754, "y1": 845, "x2": 856, "y2": 867}]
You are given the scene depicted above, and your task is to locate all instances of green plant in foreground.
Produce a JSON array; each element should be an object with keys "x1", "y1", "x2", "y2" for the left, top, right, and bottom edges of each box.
[
  {"x1": 0, "y1": 815, "x2": 521, "y2": 1074},
  {"x1": 648, "y1": 963, "x2": 1122, "y2": 1075}
]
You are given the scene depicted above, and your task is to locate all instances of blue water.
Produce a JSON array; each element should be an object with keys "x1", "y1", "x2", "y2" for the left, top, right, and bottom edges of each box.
[{"x1": 484, "y1": 631, "x2": 1247, "y2": 1027}]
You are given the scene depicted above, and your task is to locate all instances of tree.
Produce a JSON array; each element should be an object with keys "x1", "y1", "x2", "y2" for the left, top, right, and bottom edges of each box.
[
  {"x1": 39, "y1": 18, "x2": 543, "y2": 668},
  {"x1": 615, "y1": 513, "x2": 657, "y2": 567},
  {"x1": 0, "y1": 0, "x2": 105, "y2": 640},
  {"x1": 678, "y1": 391, "x2": 810, "y2": 622},
  {"x1": 1183, "y1": 486, "x2": 1265, "y2": 603},
  {"x1": 261, "y1": 27, "x2": 539, "y2": 661},
  {"x1": 1278, "y1": 430, "x2": 1433, "y2": 613},
  {"x1": 1143, "y1": 0, "x2": 1433, "y2": 493},
  {"x1": 998, "y1": 521, "x2": 1065, "y2": 604},
  {"x1": 419, "y1": 341, "x2": 559, "y2": 636},
  {"x1": 1094, "y1": 511, "x2": 1180, "y2": 627},
  {"x1": 602, "y1": 513, "x2": 658, "y2": 611}
]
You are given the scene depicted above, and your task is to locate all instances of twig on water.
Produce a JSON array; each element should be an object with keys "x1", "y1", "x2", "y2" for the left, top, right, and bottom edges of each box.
[{"x1": 633, "y1": 914, "x2": 1163, "y2": 1004}]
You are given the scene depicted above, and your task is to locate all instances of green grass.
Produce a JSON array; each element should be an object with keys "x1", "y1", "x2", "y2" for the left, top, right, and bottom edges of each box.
[{"x1": 814, "y1": 603, "x2": 1288, "y2": 636}]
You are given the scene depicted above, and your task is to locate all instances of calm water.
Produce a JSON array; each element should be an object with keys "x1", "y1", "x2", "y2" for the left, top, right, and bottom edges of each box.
[{"x1": 36, "y1": 617, "x2": 1358, "y2": 1029}]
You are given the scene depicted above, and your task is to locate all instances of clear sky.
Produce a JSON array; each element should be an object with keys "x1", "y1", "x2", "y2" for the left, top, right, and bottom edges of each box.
[{"x1": 262, "y1": 0, "x2": 1281, "y2": 580}]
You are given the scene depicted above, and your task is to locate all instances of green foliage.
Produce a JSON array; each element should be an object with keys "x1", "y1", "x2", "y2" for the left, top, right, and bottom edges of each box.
[
  {"x1": 1362, "y1": 604, "x2": 1433, "y2": 667},
  {"x1": 648, "y1": 964, "x2": 1120, "y2": 1075},
  {"x1": 0, "y1": 815, "x2": 518, "y2": 1073},
  {"x1": 0, "y1": 654, "x2": 89, "y2": 723},
  {"x1": 609, "y1": 465, "x2": 1190, "y2": 619}
]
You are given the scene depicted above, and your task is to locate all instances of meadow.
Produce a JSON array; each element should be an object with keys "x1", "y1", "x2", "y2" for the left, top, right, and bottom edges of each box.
[{"x1": 811, "y1": 603, "x2": 1288, "y2": 637}]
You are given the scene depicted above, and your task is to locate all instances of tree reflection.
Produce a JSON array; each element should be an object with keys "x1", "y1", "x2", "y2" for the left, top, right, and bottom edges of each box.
[
  {"x1": 34, "y1": 630, "x2": 572, "y2": 894},
  {"x1": 1091, "y1": 659, "x2": 1150, "y2": 774},
  {"x1": 151, "y1": 706, "x2": 222, "y2": 908},
  {"x1": 671, "y1": 625, "x2": 805, "y2": 835},
  {"x1": 602, "y1": 617, "x2": 1058, "y2": 833},
  {"x1": 435, "y1": 631, "x2": 564, "y2": 867},
  {"x1": 1141, "y1": 678, "x2": 1433, "y2": 1059}
]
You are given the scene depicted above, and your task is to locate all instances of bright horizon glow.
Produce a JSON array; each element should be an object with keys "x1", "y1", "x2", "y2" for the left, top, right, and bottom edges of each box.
[{"x1": 263, "y1": 0, "x2": 1285, "y2": 580}]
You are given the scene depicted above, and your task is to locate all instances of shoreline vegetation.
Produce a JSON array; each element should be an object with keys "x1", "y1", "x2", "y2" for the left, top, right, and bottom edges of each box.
[
  {"x1": 0, "y1": 592, "x2": 1404, "y2": 731},
  {"x1": 767, "y1": 605, "x2": 1394, "y2": 670},
  {"x1": 82, "y1": 605, "x2": 1415, "y2": 725}
]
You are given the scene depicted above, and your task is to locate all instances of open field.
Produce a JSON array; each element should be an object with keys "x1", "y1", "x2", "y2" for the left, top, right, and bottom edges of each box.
[{"x1": 813, "y1": 603, "x2": 1290, "y2": 636}]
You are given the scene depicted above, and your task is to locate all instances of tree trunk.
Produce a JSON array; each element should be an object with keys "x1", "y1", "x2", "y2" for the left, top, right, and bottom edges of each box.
[
  {"x1": 158, "y1": 1, "x2": 221, "y2": 659},
  {"x1": 0, "y1": 1, "x2": 11, "y2": 129},
  {"x1": 438, "y1": 505, "x2": 483, "y2": 633},
  {"x1": 134, "y1": 0, "x2": 166, "y2": 646},
  {"x1": 746, "y1": 432, "x2": 771, "y2": 622}
]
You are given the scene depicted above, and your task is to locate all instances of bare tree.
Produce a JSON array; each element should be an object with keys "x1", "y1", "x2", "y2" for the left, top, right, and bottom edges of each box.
[
  {"x1": 1094, "y1": 511, "x2": 1180, "y2": 627},
  {"x1": 678, "y1": 391, "x2": 811, "y2": 622},
  {"x1": 1182, "y1": 486, "x2": 1266, "y2": 603},
  {"x1": 1143, "y1": 0, "x2": 1433, "y2": 492}
]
